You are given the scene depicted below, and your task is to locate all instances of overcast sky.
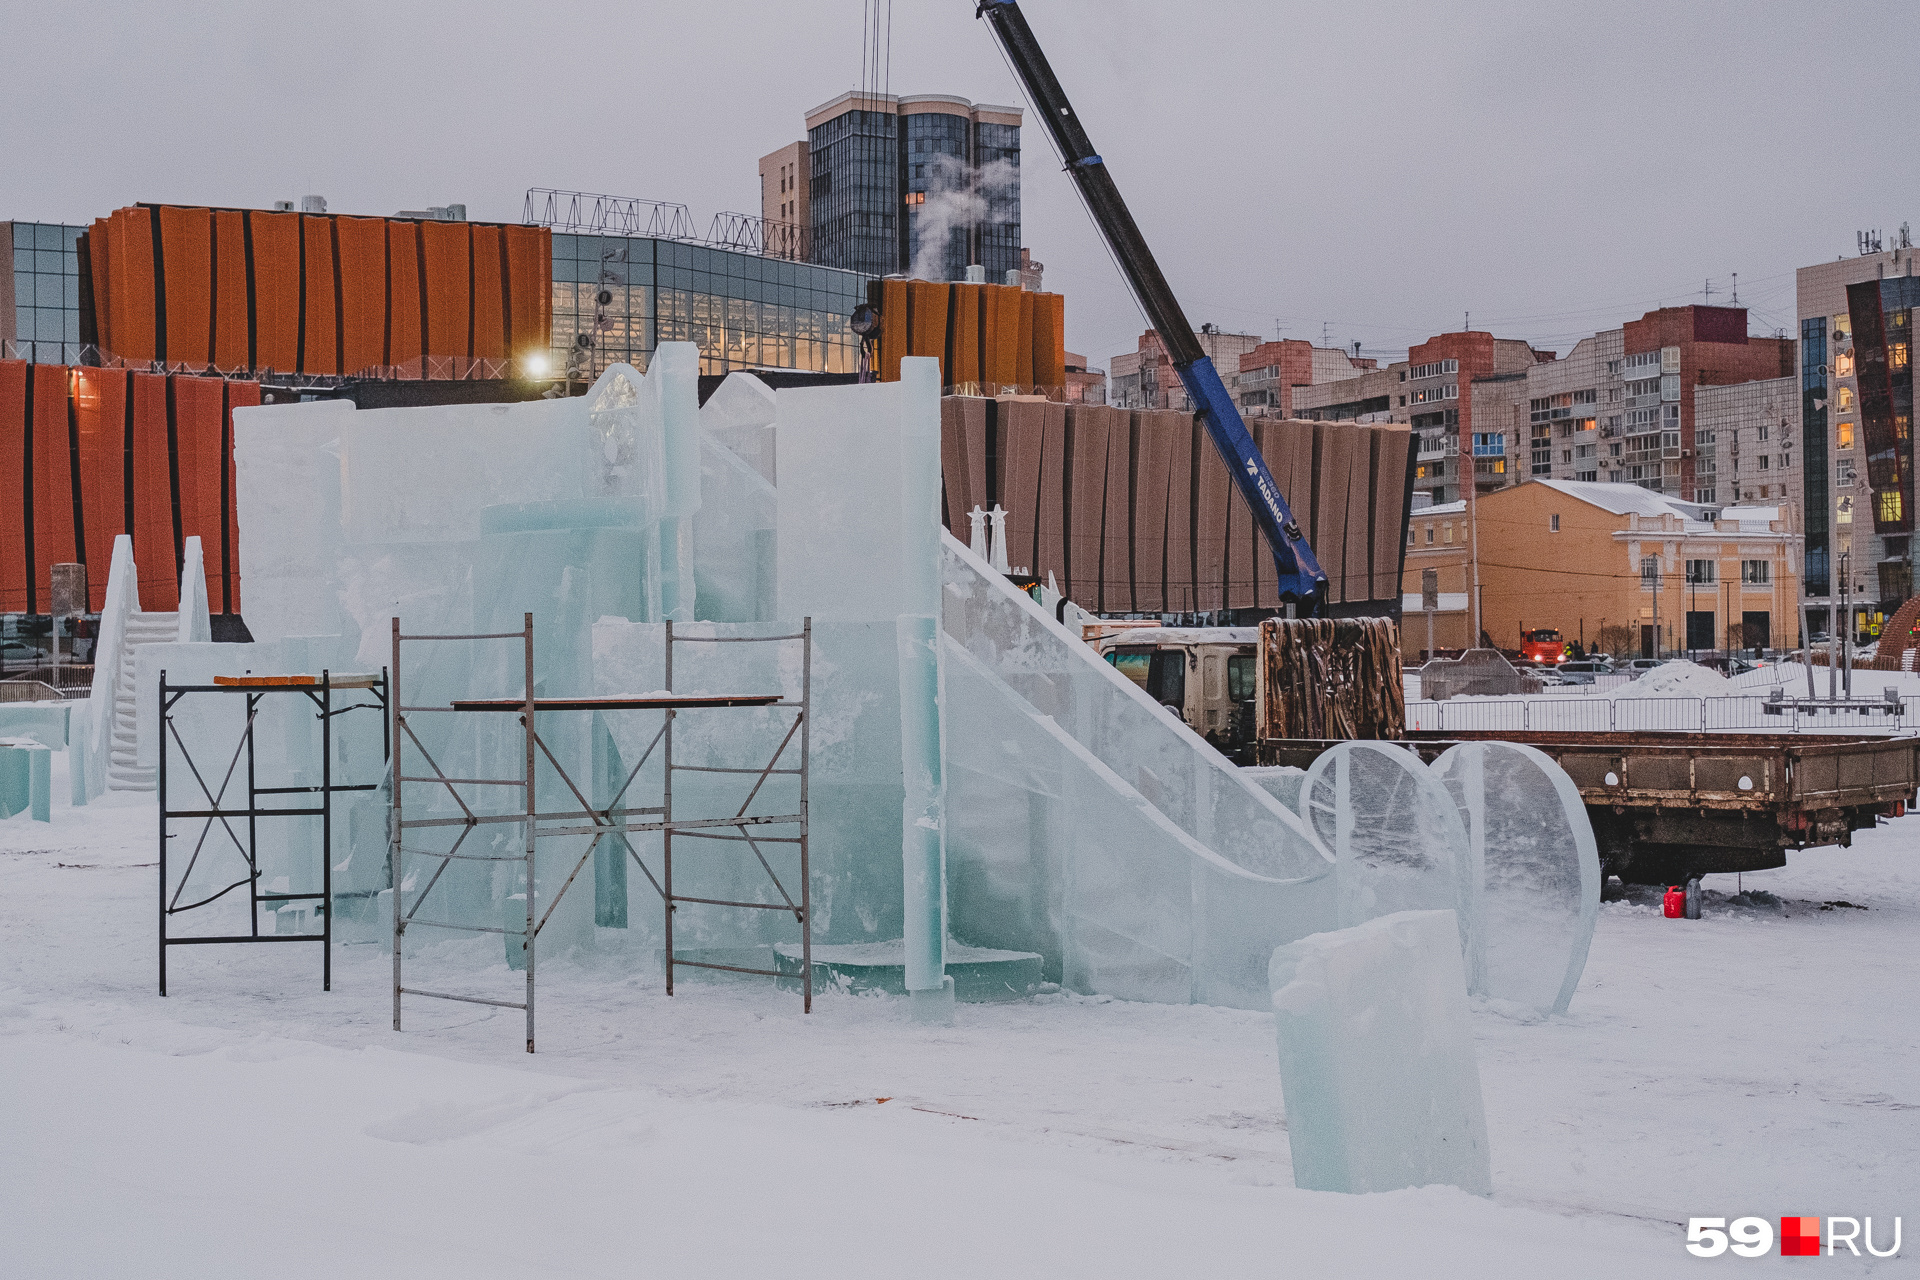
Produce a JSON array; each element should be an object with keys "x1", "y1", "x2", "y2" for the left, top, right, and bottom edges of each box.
[{"x1": 6, "y1": 1, "x2": 1916, "y2": 370}]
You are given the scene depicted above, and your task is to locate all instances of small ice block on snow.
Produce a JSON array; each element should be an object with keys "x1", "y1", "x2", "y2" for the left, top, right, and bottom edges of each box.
[{"x1": 1270, "y1": 909, "x2": 1493, "y2": 1196}]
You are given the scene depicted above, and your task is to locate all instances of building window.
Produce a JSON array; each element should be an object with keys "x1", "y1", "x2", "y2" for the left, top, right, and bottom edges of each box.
[
  {"x1": 1758, "y1": 455, "x2": 1769, "y2": 470},
  {"x1": 1837, "y1": 457, "x2": 1856, "y2": 487},
  {"x1": 1408, "y1": 358, "x2": 1458, "y2": 379},
  {"x1": 1837, "y1": 385, "x2": 1855, "y2": 410},
  {"x1": 1407, "y1": 527, "x2": 1416, "y2": 546},
  {"x1": 1426, "y1": 525, "x2": 1435, "y2": 544},
  {"x1": 1549, "y1": 514, "x2": 1560, "y2": 532},
  {"x1": 1443, "y1": 524, "x2": 1453, "y2": 544},
  {"x1": 1879, "y1": 490, "x2": 1905, "y2": 525},
  {"x1": 1686, "y1": 559, "x2": 1717, "y2": 584},
  {"x1": 1741, "y1": 560, "x2": 1770, "y2": 585},
  {"x1": 1694, "y1": 488, "x2": 1716, "y2": 503},
  {"x1": 1835, "y1": 351, "x2": 1855, "y2": 377},
  {"x1": 1641, "y1": 557, "x2": 1659, "y2": 586},
  {"x1": 1838, "y1": 420, "x2": 1855, "y2": 449},
  {"x1": 1471, "y1": 432, "x2": 1504, "y2": 456},
  {"x1": 1757, "y1": 423, "x2": 1769, "y2": 442}
]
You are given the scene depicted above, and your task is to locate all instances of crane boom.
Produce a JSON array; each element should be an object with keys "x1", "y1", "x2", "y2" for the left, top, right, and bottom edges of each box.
[{"x1": 975, "y1": 0, "x2": 1328, "y2": 609}]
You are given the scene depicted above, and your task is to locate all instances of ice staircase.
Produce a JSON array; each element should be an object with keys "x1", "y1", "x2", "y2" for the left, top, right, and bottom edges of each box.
[{"x1": 106, "y1": 611, "x2": 179, "y2": 790}]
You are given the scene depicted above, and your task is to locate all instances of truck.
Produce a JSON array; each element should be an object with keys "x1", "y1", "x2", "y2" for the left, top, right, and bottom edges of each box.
[
  {"x1": 1518, "y1": 627, "x2": 1571, "y2": 667},
  {"x1": 1087, "y1": 624, "x2": 1261, "y2": 762},
  {"x1": 1260, "y1": 728, "x2": 1919, "y2": 884}
]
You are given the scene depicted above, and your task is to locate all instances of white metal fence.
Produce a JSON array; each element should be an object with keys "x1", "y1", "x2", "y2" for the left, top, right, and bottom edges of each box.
[{"x1": 1405, "y1": 695, "x2": 1911, "y2": 734}]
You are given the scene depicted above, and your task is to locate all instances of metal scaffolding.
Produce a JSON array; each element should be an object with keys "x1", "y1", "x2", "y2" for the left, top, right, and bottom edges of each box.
[
  {"x1": 158, "y1": 670, "x2": 389, "y2": 995},
  {"x1": 389, "y1": 614, "x2": 812, "y2": 1053}
]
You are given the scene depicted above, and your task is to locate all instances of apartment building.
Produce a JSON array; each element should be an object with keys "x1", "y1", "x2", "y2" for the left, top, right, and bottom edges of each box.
[
  {"x1": 1108, "y1": 327, "x2": 1263, "y2": 411},
  {"x1": 1292, "y1": 331, "x2": 1546, "y2": 505},
  {"x1": 1796, "y1": 236, "x2": 1919, "y2": 615},
  {"x1": 1693, "y1": 377, "x2": 1801, "y2": 509},
  {"x1": 756, "y1": 141, "x2": 810, "y2": 261},
  {"x1": 1403, "y1": 479, "x2": 1801, "y2": 659},
  {"x1": 1230, "y1": 339, "x2": 1375, "y2": 420}
]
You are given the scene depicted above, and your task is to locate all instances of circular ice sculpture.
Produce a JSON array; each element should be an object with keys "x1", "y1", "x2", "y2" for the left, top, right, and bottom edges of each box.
[
  {"x1": 1433, "y1": 741, "x2": 1600, "y2": 1015},
  {"x1": 1301, "y1": 741, "x2": 1481, "y2": 985}
]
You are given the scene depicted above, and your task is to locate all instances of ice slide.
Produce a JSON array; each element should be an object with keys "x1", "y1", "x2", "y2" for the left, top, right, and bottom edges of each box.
[{"x1": 940, "y1": 531, "x2": 1336, "y2": 1010}]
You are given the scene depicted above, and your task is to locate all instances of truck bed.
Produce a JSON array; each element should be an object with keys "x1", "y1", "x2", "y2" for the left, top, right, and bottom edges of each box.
[{"x1": 1258, "y1": 731, "x2": 1920, "y2": 882}]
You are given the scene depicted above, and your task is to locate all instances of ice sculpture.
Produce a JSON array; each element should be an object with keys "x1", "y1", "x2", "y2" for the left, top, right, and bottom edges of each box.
[
  {"x1": 1241, "y1": 766, "x2": 1306, "y2": 814},
  {"x1": 775, "y1": 360, "x2": 951, "y2": 1015},
  {"x1": 1270, "y1": 910, "x2": 1493, "y2": 1196},
  {"x1": 1433, "y1": 741, "x2": 1600, "y2": 1015},
  {"x1": 1300, "y1": 741, "x2": 1482, "y2": 988},
  {"x1": 940, "y1": 533, "x2": 1336, "y2": 1008}
]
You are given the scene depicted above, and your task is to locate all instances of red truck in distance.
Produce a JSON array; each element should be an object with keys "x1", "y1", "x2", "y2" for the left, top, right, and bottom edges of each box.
[{"x1": 1519, "y1": 628, "x2": 1571, "y2": 666}]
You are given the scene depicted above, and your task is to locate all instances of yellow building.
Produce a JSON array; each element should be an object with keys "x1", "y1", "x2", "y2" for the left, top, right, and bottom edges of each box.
[{"x1": 1402, "y1": 480, "x2": 1803, "y2": 659}]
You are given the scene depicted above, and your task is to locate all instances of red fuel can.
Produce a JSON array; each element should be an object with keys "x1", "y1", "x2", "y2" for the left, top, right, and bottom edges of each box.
[{"x1": 1663, "y1": 886, "x2": 1686, "y2": 918}]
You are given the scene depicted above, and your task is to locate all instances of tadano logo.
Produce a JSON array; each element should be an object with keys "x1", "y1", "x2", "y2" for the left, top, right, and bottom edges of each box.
[{"x1": 1685, "y1": 1216, "x2": 1901, "y2": 1258}]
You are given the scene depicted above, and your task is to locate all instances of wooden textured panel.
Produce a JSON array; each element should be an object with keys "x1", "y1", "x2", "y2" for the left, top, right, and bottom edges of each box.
[
  {"x1": 1158, "y1": 411, "x2": 1196, "y2": 613},
  {"x1": 211, "y1": 210, "x2": 250, "y2": 370},
  {"x1": 172, "y1": 376, "x2": 225, "y2": 562},
  {"x1": 1316, "y1": 423, "x2": 1353, "y2": 604},
  {"x1": 1014, "y1": 290, "x2": 1035, "y2": 390},
  {"x1": 1371, "y1": 427, "x2": 1413, "y2": 603},
  {"x1": 420, "y1": 220, "x2": 470, "y2": 360},
  {"x1": 1343, "y1": 423, "x2": 1372, "y2": 604},
  {"x1": 948, "y1": 285, "x2": 980, "y2": 391},
  {"x1": 223, "y1": 381, "x2": 261, "y2": 612},
  {"x1": 86, "y1": 219, "x2": 115, "y2": 357},
  {"x1": 29, "y1": 365, "x2": 76, "y2": 608},
  {"x1": 1033, "y1": 401, "x2": 1068, "y2": 588},
  {"x1": 249, "y1": 211, "x2": 302, "y2": 374},
  {"x1": 1063, "y1": 404, "x2": 1108, "y2": 603},
  {"x1": 129, "y1": 373, "x2": 177, "y2": 609},
  {"x1": 907, "y1": 280, "x2": 948, "y2": 386},
  {"x1": 1032, "y1": 293, "x2": 1066, "y2": 390},
  {"x1": 73, "y1": 369, "x2": 126, "y2": 609},
  {"x1": 502, "y1": 224, "x2": 550, "y2": 357},
  {"x1": 336, "y1": 216, "x2": 388, "y2": 375},
  {"x1": 938, "y1": 396, "x2": 972, "y2": 533},
  {"x1": 1196, "y1": 430, "x2": 1232, "y2": 612},
  {"x1": 878, "y1": 278, "x2": 908, "y2": 383},
  {"x1": 1131, "y1": 409, "x2": 1174, "y2": 612},
  {"x1": 1099, "y1": 406, "x2": 1134, "y2": 613},
  {"x1": 470, "y1": 223, "x2": 507, "y2": 361},
  {"x1": 0, "y1": 361, "x2": 29, "y2": 611},
  {"x1": 386, "y1": 221, "x2": 424, "y2": 370},
  {"x1": 998, "y1": 399, "x2": 1048, "y2": 576},
  {"x1": 300, "y1": 215, "x2": 339, "y2": 374},
  {"x1": 112, "y1": 208, "x2": 159, "y2": 363},
  {"x1": 984, "y1": 285, "x2": 1022, "y2": 391},
  {"x1": 157, "y1": 207, "x2": 213, "y2": 368}
]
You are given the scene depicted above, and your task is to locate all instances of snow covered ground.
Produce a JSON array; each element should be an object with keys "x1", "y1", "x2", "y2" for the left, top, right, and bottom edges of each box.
[{"x1": 4, "y1": 759, "x2": 1916, "y2": 1276}]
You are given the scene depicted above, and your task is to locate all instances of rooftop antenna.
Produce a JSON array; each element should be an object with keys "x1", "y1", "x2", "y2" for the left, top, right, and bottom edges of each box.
[
  {"x1": 1463, "y1": 311, "x2": 1470, "y2": 331},
  {"x1": 1701, "y1": 278, "x2": 1716, "y2": 303},
  {"x1": 1730, "y1": 272, "x2": 1739, "y2": 305},
  {"x1": 1352, "y1": 340, "x2": 1362, "y2": 359},
  {"x1": 1321, "y1": 321, "x2": 1331, "y2": 346}
]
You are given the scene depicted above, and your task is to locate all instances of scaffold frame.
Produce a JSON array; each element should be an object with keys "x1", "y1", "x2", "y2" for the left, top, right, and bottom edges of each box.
[
  {"x1": 389, "y1": 614, "x2": 812, "y2": 1054},
  {"x1": 158, "y1": 669, "x2": 390, "y2": 996}
]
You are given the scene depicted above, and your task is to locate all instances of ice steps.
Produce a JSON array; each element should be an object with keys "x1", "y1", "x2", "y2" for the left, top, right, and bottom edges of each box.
[{"x1": 107, "y1": 610, "x2": 178, "y2": 791}]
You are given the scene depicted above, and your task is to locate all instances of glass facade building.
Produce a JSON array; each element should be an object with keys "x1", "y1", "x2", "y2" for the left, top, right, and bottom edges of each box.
[
  {"x1": 4, "y1": 222, "x2": 85, "y2": 364},
  {"x1": 806, "y1": 93, "x2": 1021, "y2": 282},
  {"x1": 551, "y1": 232, "x2": 868, "y2": 381}
]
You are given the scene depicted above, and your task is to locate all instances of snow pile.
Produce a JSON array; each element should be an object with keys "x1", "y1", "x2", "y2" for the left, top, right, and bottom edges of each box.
[{"x1": 1611, "y1": 661, "x2": 1731, "y2": 698}]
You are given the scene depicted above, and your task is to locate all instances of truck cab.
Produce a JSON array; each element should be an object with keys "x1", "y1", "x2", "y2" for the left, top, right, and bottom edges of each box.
[
  {"x1": 1519, "y1": 627, "x2": 1570, "y2": 666},
  {"x1": 1088, "y1": 625, "x2": 1260, "y2": 762}
]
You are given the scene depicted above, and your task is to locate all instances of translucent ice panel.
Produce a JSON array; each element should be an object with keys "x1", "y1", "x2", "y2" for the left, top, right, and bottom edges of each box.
[
  {"x1": 1300, "y1": 741, "x2": 1481, "y2": 987},
  {"x1": 1270, "y1": 909, "x2": 1494, "y2": 1196},
  {"x1": 1433, "y1": 741, "x2": 1601, "y2": 1015},
  {"x1": 940, "y1": 532, "x2": 1332, "y2": 890},
  {"x1": 693, "y1": 434, "x2": 775, "y2": 623},
  {"x1": 946, "y1": 638, "x2": 1322, "y2": 1008},
  {"x1": 1241, "y1": 765, "x2": 1306, "y2": 813},
  {"x1": 700, "y1": 372, "x2": 777, "y2": 484},
  {"x1": 232, "y1": 399, "x2": 353, "y2": 642}
]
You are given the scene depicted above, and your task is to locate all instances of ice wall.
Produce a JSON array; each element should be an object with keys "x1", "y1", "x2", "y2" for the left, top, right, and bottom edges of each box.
[
  {"x1": 1300, "y1": 741, "x2": 1482, "y2": 990},
  {"x1": 1270, "y1": 910, "x2": 1494, "y2": 1196},
  {"x1": 1434, "y1": 742, "x2": 1600, "y2": 1015},
  {"x1": 774, "y1": 360, "x2": 948, "y2": 1000}
]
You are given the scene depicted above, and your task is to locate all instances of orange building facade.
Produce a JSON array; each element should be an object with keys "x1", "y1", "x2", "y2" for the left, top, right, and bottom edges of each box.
[{"x1": 80, "y1": 205, "x2": 551, "y2": 379}]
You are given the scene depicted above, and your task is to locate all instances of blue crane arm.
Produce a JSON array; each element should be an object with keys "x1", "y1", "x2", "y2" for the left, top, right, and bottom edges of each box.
[{"x1": 975, "y1": 0, "x2": 1328, "y2": 609}]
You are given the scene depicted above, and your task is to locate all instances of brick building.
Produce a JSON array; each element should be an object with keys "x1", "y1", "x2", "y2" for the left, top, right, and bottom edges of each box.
[
  {"x1": 1291, "y1": 331, "x2": 1546, "y2": 505},
  {"x1": 1230, "y1": 339, "x2": 1375, "y2": 420},
  {"x1": 1109, "y1": 327, "x2": 1263, "y2": 411}
]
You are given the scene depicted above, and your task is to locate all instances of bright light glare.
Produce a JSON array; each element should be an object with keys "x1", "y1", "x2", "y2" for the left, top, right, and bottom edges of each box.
[{"x1": 525, "y1": 353, "x2": 550, "y2": 377}]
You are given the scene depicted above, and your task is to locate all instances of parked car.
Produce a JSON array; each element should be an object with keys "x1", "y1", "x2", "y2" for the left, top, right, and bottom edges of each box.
[
  {"x1": 1, "y1": 637, "x2": 44, "y2": 666},
  {"x1": 1698, "y1": 655, "x2": 1759, "y2": 677},
  {"x1": 1556, "y1": 659, "x2": 1614, "y2": 686},
  {"x1": 1619, "y1": 657, "x2": 1685, "y2": 675}
]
